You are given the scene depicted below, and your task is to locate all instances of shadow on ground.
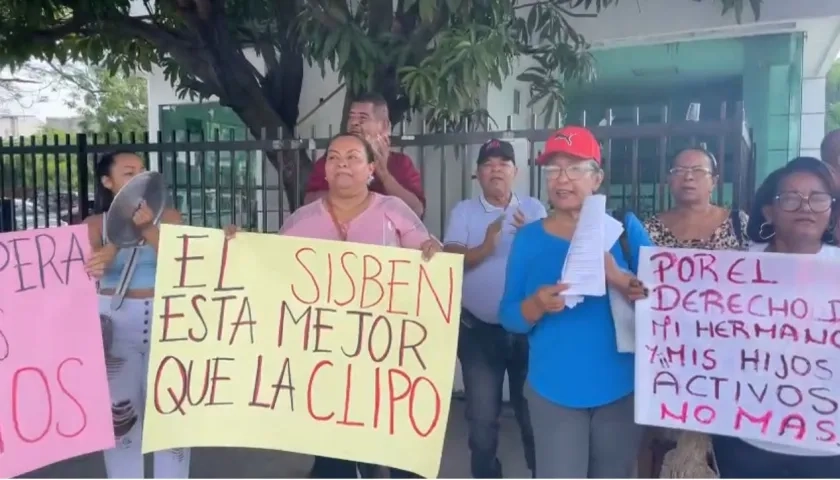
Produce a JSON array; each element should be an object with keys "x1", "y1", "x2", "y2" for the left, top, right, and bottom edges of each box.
[{"x1": 21, "y1": 400, "x2": 530, "y2": 478}]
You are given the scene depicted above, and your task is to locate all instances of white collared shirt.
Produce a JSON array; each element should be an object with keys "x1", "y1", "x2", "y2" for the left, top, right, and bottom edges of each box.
[{"x1": 443, "y1": 193, "x2": 547, "y2": 324}]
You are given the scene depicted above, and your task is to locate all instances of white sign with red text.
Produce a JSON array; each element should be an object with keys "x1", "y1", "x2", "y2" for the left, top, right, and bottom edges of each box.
[{"x1": 634, "y1": 246, "x2": 840, "y2": 453}]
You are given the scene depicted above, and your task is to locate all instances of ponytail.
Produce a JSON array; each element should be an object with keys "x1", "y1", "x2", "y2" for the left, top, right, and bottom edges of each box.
[{"x1": 93, "y1": 150, "x2": 136, "y2": 214}]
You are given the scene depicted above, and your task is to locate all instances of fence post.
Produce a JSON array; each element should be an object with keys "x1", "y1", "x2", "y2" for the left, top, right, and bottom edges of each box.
[{"x1": 76, "y1": 133, "x2": 90, "y2": 219}]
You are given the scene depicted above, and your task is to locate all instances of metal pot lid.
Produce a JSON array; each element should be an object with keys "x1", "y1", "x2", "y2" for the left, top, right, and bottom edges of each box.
[{"x1": 104, "y1": 171, "x2": 167, "y2": 248}]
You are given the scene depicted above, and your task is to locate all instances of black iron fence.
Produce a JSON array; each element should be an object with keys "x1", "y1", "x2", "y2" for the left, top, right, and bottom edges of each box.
[
  {"x1": 579, "y1": 100, "x2": 755, "y2": 217},
  {"x1": 0, "y1": 101, "x2": 754, "y2": 235}
]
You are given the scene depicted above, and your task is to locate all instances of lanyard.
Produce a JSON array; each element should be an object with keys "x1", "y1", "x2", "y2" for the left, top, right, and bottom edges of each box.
[
  {"x1": 325, "y1": 198, "x2": 352, "y2": 241},
  {"x1": 324, "y1": 193, "x2": 372, "y2": 242}
]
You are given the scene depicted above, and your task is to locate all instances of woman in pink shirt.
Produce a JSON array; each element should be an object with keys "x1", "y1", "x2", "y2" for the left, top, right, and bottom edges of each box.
[
  {"x1": 281, "y1": 133, "x2": 439, "y2": 258},
  {"x1": 284, "y1": 132, "x2": 439, "y2": 478}
]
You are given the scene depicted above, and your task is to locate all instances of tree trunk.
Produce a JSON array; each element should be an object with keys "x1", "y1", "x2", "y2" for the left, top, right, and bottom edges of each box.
[
  {"x1": 184, "y1": 4, "x2": 312, "y2": 213},
  {"x1": 213, "y1": 48, "x2": 312, "y2": 211},
  {"x1": 114, "y1": 3, "x2": 314, "y2": 213},
  {"x1": 225, "y1": 101, "x2": 312, "y2": 212},
  {"x1": 231, "y1": 104, "x2": 312, "y2": 212}
]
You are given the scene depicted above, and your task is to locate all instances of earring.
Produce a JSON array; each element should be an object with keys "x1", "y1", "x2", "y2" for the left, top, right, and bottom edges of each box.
[
  {"x1": 758, "y1": 221, "x2": 775, "y2": 240},
  {"x1": 367, "y1": 174, "x2": 374, "y2": 185}
]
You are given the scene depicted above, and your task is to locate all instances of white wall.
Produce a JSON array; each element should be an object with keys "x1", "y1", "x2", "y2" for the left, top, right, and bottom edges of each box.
[
  {"x1": 486, "y1": 1, "x2": 840, "y2": 169},
  {"x1": 801, "y1": 77, "x2": 827, "y2": 158},
  {"x1": 567, "y1": 0, "x2": 840, "y2": 51},
  {"x1": 144, "y1": 47, "x2": 463, "y2": 233},
  {"x1": 796, "y1": 18, "x2": 840, "y2": 158},
  {"x1": 141, "y1": 0, "x2": 840, "y2": 400},
  {"x1": 496, "y1": 1, "x2": 840, "y2": 94},
  {"x1": 145, "y1": 0, "x2": 840, "y2": 145},
  {"x1": 798, "y1": 18, "x2": 840, "y2": 78},
  {"x1": 145, "y1": 48, "x2": 267, "y2": 134},
  {"x1": 141, "y1": 0, "x2": 840, "y2": 230},
  {"x1": 145, "y1": 0, "x2": 840, "y2": 168},
  {"x1": 0, "y1": 115, "x2": 43, "y2": 137}
]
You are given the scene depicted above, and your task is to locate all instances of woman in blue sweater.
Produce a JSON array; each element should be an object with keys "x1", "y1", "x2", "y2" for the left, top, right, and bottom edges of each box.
[{"x1": 499, "y1": 126, "x2": 651, "y2": 478}]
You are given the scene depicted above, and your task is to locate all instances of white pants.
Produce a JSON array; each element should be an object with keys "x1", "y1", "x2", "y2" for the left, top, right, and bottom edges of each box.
[{"x1": 99, "y1": 295, "x2": 191, "y2": 478}]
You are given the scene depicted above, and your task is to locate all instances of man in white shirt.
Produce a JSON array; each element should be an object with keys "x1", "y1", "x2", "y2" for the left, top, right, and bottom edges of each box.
[{"x1": 444, "y1": 139, "x2": 546, "y2": 478}]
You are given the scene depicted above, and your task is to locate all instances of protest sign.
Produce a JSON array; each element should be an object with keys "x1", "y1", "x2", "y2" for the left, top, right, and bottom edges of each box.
[
  {"x1": 0, "y1": 225, "x2": 113, "y2": 478},
  {"x1": 142, "y1": 225, "x2": 463, "y2": 478},
  {"x1": 635, "y1": 246, "x2": 840, "y2": 453}
]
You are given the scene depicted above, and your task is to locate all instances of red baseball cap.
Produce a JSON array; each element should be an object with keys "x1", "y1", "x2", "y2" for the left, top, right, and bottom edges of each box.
[{"x1": 536, "y1": 126, "x2": 601, "y2": 166}]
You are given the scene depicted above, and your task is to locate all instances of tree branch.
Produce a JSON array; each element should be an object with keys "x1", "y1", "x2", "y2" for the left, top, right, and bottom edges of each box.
[
  {"x1": 368, "y1": 0, "x2": 394, "y2": 36},
  {"x1": 179, "y1": 77, "x2": 217, "y2": 98},
  {"x1": 514, "y1": 0, "x2": 598, "y2": 16},
  {"x1": 300, "y1": 0, "x2": 340, "y2": 28},
  {"x1": 402, "y1": 6, "x2": 447, "y2": 59},
  {"x1": 44, "y1": 63, "x2": 102, "y2": 95},
  {"x1": 514, "y1": 1, "x2": 597, "y2": 17},
  {"x1": 256, "y1": 36, "x2": 280, "y2": 72},
  {"x1": 142, "y1": 0, "x2": 156, "y2": 17},
  {"x1": 23, "y1": 15, "x2": 92, "y2": 50},
  {"x1": 0, "y1": 77, "x2": 39, "y2": 84},
  {"x1": 106, "y1": 15, "x2": 223, "y2": 90},
  {"x1": 296, "y1": 82, "x2": 345, "y2": 127},
  {"x1": 169, "y1": 0, "x2": 265, "y2": 95}
]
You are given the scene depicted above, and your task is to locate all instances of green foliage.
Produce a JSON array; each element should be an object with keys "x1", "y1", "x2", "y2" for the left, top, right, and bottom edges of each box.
[
  {"x1": 1, "y1": 127, "x2": 78, "y2": 193},
  {"x1": 0, "y1": 0, "x2": 761, "y2": 136},
  {"x1": 827, "y1": 60, "x2": 840, "y2": 132},
  {"x1": 61, "y1": 65, "x2": 149, "y2": 135},
  {"x1": 702, "y1": 0, "x2": 761, "y2": 23}
]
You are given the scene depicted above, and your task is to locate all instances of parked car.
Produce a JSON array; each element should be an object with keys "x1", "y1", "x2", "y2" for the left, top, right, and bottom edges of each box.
[{"x1": 12, "y1": 198, "x2": 67, "y2": 230}]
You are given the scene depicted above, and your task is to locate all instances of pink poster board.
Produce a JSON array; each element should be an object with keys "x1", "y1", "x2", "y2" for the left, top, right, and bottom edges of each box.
[{"x1": 0, "y1": 225, "x2": 113, "y2": 478}]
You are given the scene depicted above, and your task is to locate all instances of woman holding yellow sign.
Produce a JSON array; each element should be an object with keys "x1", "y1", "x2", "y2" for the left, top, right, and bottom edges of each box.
[{"x1": 229, "y1": 131, "x2": 441, "y2": 478}]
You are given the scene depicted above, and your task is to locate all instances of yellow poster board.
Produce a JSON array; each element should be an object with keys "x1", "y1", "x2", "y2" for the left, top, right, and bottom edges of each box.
[{"x1": 142, "y1": 225, "x2": 463, "y2": 478}]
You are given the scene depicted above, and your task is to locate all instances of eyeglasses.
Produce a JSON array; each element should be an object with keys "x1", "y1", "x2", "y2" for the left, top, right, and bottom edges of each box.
[
  {"x1": 669, "y1": 166, "x2": 714, "y2": 177},
  {"x1": 774, "y1": 192, "x2": 835, "y2": 213},
  {"x1": 543, "y1": 165, "x2": 597, "y2": 181}
]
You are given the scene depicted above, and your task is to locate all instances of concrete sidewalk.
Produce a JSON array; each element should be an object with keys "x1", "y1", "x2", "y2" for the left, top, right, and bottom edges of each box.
[{"x1": 21, "y1": 400, "x2": 531, "y2": 478}]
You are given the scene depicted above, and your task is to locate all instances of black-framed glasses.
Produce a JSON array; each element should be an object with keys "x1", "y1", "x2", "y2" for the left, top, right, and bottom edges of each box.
[
  {"x1": 542, "y1": 164, "x2": 597, "y2": 181},
  {"x1": 669, "y1": 166, "x2": 714, "y2": 177},
  {"x1": 774, "y1": 192, "x2": 835, "y2": 213}
]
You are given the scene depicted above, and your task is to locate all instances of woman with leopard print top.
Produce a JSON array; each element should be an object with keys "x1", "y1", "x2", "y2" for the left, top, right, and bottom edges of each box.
[
  {"x1": 639, "y1": 147, "x2": 748, "y2": 478},
  {"x1": 644, "y1": 148, "x2": 748, "y2": 250}
]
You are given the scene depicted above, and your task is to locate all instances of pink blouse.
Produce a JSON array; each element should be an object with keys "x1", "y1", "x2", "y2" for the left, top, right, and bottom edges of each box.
[{"x1": 280, "y1": 193, "x2": 433, "y2": 248}]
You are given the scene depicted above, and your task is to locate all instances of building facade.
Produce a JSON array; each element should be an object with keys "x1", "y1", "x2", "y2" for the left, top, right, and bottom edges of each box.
[
  {"x1": 143, "y1": 0, "x2": 840, "y2": 233},
  {"x1": 124, "y1": 0, "x2": 839, "y2": 402}
]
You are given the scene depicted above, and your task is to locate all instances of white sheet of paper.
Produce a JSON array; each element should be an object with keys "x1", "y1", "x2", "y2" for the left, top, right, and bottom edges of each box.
[
  {"x1": 603, "y1": 214, "x2": 623, "y2": 251},
  {"x1": 560, "y1": 201, "x2": 627, "y2": 308},
  {"x1": 559, "y1": 195, "x2": 608, "y2": 307},
  {"x1": 565, "y1": 215, "x2": 625, "y2": 308}
]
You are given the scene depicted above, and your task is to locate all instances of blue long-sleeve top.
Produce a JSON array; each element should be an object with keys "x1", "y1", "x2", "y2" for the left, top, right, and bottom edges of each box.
[{"x1": 498, "y1": 212, "x2": 652, "y2": 408}]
